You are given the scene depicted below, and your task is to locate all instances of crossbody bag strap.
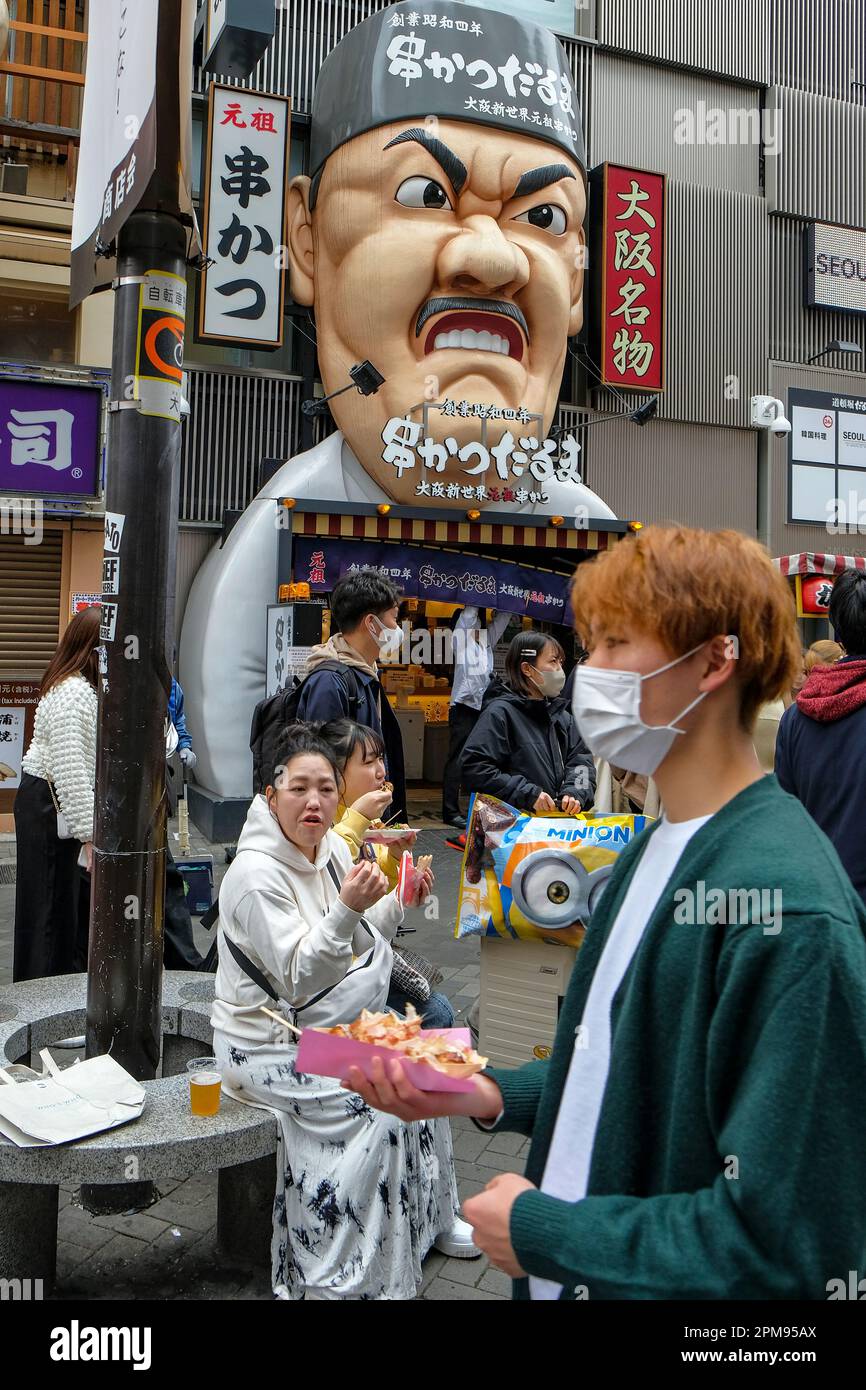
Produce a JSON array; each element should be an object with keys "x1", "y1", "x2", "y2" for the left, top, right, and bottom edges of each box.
[
  {"x1": 224, "y1": 860, "x2": 378, "y2": 1019},
  {"x1": 46, "y1": 777, "x2": 62, "y2": 814},
  {"x1": 222, "y1": 933, "x2": 280, "y2": 1003},
  {"x1": 325, "y1": 857, "x2": 374, "y2": 941}
]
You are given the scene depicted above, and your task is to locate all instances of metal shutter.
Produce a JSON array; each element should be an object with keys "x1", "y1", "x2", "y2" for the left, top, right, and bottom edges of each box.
[{"x1": 0, "y1": 530, "x2": 63, "y2": 678}]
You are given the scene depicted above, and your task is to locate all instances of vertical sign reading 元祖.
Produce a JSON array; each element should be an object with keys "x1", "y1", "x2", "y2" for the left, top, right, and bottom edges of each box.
[
  {"x1": 199, "y1": 83, "x2": 290, "y2": 347},
  {"x1": 594, "y1": 164, "x2": 666, "y2": 393}
]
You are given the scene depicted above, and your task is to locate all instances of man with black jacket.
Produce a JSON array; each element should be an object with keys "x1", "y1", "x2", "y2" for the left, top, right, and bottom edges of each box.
[
  {"x1": 296, "y1": 569, "x2": 408, "y2": 818},
  {"x1": 461, "y1": 631, "x2": 596, "y2": 813},
  {"x1": 775, "y1": 567, "x2": 866, "y2": 905}
]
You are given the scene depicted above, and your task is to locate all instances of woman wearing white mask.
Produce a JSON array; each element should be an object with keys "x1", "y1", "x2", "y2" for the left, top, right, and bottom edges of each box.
[{"x1": 461, "y1": 631, "x2": 596, "y2": 814}]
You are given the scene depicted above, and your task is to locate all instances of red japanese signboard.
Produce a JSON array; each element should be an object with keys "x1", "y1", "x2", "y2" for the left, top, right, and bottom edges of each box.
[{"x1": 595, "y1": 164, "x2": 666, "y2": 393}]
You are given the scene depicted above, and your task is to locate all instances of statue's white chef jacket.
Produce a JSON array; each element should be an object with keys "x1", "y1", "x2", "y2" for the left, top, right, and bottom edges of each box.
[{"x1": 179, "y1": 432, "x2": 617, "y2": 799}]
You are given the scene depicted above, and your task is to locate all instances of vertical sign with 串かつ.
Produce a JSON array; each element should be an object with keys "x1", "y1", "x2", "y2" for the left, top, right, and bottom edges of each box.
[
  {"x1": 134, "y1": 271, "x2": 187, "y2": 421},
  {"x1": 199, "y1": 83, "x2": 290, "y2": 347}
]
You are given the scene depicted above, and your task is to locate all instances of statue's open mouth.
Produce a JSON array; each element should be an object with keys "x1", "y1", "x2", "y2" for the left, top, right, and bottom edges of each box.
[{"x1": 416, "y1": 297, "x2": 528, "y2": 363}]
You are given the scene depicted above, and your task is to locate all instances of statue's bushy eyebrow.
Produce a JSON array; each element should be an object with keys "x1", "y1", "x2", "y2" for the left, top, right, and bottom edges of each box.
[
  {"x1": 384, "y1": 128, "x2": 468, "y2": 195},
  {"x1": 513, "y1": 164, "x2": 576, "y2": 199}
]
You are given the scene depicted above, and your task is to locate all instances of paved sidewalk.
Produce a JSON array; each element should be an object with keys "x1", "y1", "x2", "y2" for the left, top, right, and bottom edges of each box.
[{"x1": 0, "y1": 817, "x2": 517, "y2": 1300}]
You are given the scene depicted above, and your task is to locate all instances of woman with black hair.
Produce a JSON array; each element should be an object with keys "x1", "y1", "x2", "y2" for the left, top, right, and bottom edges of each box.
[
  {"x1": 320, "y1": 717, "x2": 456, "y2": 1030},
  {"x1": 211, "y1": 723, "x2": 475, "y2": 1300},
  {"x1": 13, "y1": 605, "x2": 100, "y2": 981},
  {"x1": 461, "y1": 630, "x2": 596, "y2": 814}
]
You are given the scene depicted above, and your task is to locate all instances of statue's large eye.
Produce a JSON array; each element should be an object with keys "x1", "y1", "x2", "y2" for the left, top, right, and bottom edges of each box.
[
  {"x1": 395, "y1": 176, "x2": 453, "y2": 210},
  {"x1": 513, "y1": 204, "x2": 567, "y2": 235}
]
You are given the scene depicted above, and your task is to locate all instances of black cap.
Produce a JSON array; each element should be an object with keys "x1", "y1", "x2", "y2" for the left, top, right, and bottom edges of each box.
[{"x1": 309, "y1": 0, "x2": 585, "y2": 181}]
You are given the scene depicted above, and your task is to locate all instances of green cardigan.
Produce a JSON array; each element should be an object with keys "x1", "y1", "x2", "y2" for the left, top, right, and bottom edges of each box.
[{"x1": 490, "y1": 776, "x2": 866, "y2": 1300}]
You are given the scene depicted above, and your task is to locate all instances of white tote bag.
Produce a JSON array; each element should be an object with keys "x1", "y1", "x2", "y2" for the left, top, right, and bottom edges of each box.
[{"x1": 0, "y1": 1049, "x2": 146, "y2": 1148}]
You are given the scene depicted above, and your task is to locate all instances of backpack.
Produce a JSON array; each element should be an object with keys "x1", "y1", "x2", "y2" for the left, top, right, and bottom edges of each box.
[{"x1": 249, "y1": 661, "x2": 362, "y2": 794}]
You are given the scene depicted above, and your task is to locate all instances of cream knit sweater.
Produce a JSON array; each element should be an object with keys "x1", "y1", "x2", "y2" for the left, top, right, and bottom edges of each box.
[{"x1": 21, "y1": 674, "x2": 98, "y2": 842}]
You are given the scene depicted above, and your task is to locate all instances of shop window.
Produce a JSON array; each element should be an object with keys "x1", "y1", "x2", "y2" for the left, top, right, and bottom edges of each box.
[{"x1": 0, "y1": 288, "x2": 76, "y2": 365}]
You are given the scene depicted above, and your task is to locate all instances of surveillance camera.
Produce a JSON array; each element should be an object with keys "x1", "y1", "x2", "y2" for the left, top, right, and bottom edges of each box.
[{"x1": 770, "y1": 416, "x2": 792, "y2": 436}]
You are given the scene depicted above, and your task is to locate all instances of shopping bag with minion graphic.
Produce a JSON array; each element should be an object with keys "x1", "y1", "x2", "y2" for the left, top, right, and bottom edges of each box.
[{"x1": 455, "y1": 793, "x2": 651, "y2": 947}]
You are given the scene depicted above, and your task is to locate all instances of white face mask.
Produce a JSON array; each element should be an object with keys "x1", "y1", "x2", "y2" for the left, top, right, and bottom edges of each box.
[
  {"x1": 370, "y1": 617, "x2": 402, "y2": 661},
  {"x1": 570, "y1": 643, "x2": 708, "y2": 776}
]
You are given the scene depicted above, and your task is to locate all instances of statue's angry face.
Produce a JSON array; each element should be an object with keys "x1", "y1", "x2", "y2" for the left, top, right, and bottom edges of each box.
[{"x1": 289, "y1": 118, "x2": 586, "y2": 503}]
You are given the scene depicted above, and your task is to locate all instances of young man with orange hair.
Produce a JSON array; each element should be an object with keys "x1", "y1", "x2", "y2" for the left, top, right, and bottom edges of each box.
[{"x1": 346, "y1": 526, "x2": 866, "y2": 1299}]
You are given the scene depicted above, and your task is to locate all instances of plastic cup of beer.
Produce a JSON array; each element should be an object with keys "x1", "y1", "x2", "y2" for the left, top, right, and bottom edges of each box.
[{"x1": 187, "y1": 1057, "x2": 222, "y2": 1116}]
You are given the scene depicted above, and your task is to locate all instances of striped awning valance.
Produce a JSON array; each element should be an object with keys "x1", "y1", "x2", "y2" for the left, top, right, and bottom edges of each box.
[
  {"x1": 773, "y1": 552, "x2": 866, "y2": 577},
  {"x1": 294, "y1": 511, "x2": 615, "y2": 552}
]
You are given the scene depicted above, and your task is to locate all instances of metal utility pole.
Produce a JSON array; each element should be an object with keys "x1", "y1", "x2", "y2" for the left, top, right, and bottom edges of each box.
[{"x1": 84, "y1": 211, "x2": 187, "y2": 1078}]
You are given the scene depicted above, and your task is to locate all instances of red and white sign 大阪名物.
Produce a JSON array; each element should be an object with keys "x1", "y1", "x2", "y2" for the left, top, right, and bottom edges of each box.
[{"x1": 595, "y1": 163, "x2": 666, "y2": 394}]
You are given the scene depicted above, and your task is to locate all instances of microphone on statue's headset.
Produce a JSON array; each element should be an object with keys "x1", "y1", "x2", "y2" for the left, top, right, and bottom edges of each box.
[{"x1": 302, "y1": 360, "x2": 386, "y2": 417}]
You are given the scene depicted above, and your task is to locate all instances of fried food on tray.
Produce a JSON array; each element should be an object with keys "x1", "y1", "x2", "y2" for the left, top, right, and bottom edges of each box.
[{"x1": 322, "y1": 1005, "x2": 487, "y2": 1077}]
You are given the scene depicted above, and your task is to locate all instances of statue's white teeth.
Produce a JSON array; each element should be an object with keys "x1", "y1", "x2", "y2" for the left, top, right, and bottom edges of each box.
[{"x1": 432, "y1": 328, "x2": 512, "y2": 356}]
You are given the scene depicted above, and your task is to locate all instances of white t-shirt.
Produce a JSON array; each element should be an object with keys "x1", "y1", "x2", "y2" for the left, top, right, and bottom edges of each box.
[{"x1": 530, "y1": 812, "x2": 713, "y2": 1300}]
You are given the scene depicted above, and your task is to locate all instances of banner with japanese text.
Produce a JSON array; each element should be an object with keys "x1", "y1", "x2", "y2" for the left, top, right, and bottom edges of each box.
[
  {"x1": 70, "y1": 0, "x2": 198, "y2": 306},
  {"x1": 199, "y1": 83, "x2": 290, "y2": 347},
  {"x1": 293, "y1": 535, "x2": 571, "y2": 622},
  {"x1": 592, "y1": 163, "x2": 666, "y2": 393}
]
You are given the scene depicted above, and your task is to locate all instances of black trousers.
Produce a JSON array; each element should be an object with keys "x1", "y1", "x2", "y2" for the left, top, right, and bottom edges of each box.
[
  {"x1": 441, "y1": 701, "x2": 481, "y2": 820},
  {"x1": 13, "y1": 772, "x2": 89, "y2": 982}
]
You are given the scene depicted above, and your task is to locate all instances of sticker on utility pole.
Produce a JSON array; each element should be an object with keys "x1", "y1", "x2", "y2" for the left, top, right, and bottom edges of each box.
[
  {"x1": 104, "y1": 511, "x2": 125, "y2": 554},
  {"x1": 102, "y1": 555, "x2": 121, "y2": 596},
  {"x1": 135, "y1": 270, "x2": 187, "y2": 421},
  {"x1": 100, "y1": 602, "x2": 118, "y2": 643}
]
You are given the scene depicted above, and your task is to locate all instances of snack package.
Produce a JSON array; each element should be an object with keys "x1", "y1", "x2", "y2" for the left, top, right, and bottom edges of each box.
[
  {"x1": 397, "y1": 850, "x2": 433, "y2": 907},
  {"x1": 455, "y1": 793, "x2": 652, "y2": 946}
]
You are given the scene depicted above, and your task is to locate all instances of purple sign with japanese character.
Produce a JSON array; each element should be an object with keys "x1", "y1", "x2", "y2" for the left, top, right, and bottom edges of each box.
[
  {"x1": 0, "y1": 378, "x2": 102, "y2": 497},
  {"x1": 294, "y1": 536, "x2": 569, "y2": 622}
]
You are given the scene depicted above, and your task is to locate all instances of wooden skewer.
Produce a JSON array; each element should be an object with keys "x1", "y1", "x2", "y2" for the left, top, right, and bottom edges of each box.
[{"x1": 260, "y1": 1006, "x2": 302, "y2": 1036}]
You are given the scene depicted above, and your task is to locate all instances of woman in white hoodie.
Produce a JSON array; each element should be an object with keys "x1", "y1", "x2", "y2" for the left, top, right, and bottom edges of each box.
[{"x1": 211, "y1": 723, "x2": 472, "y2": 1300}]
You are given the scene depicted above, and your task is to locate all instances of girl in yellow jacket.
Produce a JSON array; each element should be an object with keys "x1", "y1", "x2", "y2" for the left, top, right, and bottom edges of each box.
[
  {"x1": 323, "y1": 719, "x2": 417, "y2": 885},
  {"x1": 320, "y1": 719, "x2": 455, "y2": 1029}
]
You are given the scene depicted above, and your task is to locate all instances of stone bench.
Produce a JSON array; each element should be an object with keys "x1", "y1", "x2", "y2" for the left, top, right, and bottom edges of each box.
[{"x1": 0, "y1": 972, "x2": 279, "y2": 1291}]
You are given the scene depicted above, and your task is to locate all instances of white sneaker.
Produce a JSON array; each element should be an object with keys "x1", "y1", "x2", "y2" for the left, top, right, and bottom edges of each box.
[{"x1": 433, "y1": 1217, "x2": 481, "y2": 1259}]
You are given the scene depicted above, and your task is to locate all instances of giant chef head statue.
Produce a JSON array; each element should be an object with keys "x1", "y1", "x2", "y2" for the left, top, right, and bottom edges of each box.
[{"x1": 287, "y1": 0, "x2": 587, "y2": 506}]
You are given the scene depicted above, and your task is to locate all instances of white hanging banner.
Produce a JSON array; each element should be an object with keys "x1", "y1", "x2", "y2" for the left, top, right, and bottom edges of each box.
[{"x1": 199, "y1": 83, "x2": 290, "y2": 347}]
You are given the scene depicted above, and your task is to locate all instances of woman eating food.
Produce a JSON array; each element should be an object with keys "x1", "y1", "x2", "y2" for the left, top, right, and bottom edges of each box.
[
  {"x1": 320, "y1": 718, "x2": 455, "y2": 1029},
  {"x1": 210, "y1": 722, "x2": 477, "y2": 1300}
]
